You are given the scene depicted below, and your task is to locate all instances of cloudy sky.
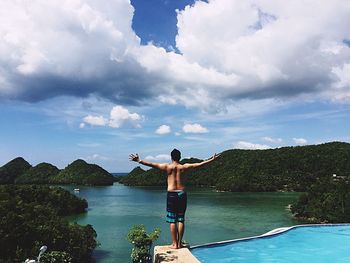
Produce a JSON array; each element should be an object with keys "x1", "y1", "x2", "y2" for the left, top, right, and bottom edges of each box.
[{"x1": 1, "y1": 0, "x2": 350, "y2": 172}]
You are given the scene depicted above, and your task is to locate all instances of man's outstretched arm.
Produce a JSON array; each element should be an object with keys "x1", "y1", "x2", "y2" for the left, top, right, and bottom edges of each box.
[
  {"x1": 183, "y1": 153, "x2": 221, "y2": 169},
  {"x1": 129, "y1": 153, "x2": 168, "y2": 170}
]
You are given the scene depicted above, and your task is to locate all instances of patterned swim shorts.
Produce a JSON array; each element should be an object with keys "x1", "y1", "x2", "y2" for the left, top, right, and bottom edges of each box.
[{"x1": 166, "y1": 191, "x2": 187, "y2": 223}]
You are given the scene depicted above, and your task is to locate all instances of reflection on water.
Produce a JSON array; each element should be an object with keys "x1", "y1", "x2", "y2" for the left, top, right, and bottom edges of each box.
[{"x1": 62, "y1": 183, "x2": 300, "y2": 263}]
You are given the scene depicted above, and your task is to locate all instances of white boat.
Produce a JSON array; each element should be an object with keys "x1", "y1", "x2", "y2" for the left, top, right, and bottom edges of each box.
[{"x1": 74, "y1": 188, "x2": 80, "y2": 192}]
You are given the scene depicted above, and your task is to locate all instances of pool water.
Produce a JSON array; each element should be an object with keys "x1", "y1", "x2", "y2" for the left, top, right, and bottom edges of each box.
[{"x1": 191, "y1": 225, "x2": 350, "y2": 263}]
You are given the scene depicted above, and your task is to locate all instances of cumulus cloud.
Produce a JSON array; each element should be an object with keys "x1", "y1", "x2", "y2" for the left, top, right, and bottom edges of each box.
[
  {"x1": 293, "y1": 137, "x2": 308, "y2": 145},
  {"x1": 83, "y1": 115, "x2": 108, "y2": 126},
  {"x1": 0, "y1": 0, "x2": 155, "y2": 103},
  {"x1": 234, "y1": 141, "x2": 271, "y2": 150},
  {"x1": 182, "y1": 123, "x2": 208, "y2": 133},
  {"x1": 1, "y1": 0, "x2": 350, "y2": 111},
  {"x1": 156, "y1": 125, "x2": 171, "y2": 135},
  {"x1": 82, "y1": 105, "x2": 141, "y2": 128},
  {"x1": 262, "y1": 136, "x2": 282, "y2": 143},
  {"x1": 109, "y1": 105, "x2": 141, "y2": 128},
  {"x1": 145, "y1": 154, "x2": 171, "y2": 162},
  {"x1": 329, "y1": 63, "x2": 350, "y2": 102},
  {"x1": 176, "y1": 0, "x2": 350, "y2": 103}
]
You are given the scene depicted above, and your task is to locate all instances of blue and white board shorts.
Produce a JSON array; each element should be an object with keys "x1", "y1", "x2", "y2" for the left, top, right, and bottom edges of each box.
[{"x1": 166, "y1": 191, "x2": 187, "y2": 223}]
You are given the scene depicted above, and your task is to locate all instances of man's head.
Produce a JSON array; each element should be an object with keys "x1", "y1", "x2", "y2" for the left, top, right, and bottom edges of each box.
[{"x1": 171, "y1": 149, "x2": 181, "y2": 162}]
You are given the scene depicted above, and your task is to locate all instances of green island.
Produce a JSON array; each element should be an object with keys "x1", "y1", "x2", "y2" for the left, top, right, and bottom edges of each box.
[
  {"x1": 0, "y1": 158, "x2": 115, "y2": 186},
  {"x1": 0, "y1": 185, "x2": 97, "y2": 262}
]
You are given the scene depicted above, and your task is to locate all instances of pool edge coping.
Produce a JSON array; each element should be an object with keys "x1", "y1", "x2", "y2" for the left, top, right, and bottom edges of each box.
[{"x1": 190, "y1": 223, "x2": 350, "y2": 251}]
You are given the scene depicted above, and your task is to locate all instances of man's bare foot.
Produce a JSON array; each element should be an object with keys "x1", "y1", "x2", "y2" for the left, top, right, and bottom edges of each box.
[
  {"x1": 178, "y1": 241, "x2": 188, "y2": 248},
  {"x1": 168, "y1": 244, "x2": 178, "y2": 249}
]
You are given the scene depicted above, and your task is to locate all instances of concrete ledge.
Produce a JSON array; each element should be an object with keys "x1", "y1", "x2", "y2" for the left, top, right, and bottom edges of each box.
[{"x1": 154, "y1": 246, "x2": 200, "y2": 263}]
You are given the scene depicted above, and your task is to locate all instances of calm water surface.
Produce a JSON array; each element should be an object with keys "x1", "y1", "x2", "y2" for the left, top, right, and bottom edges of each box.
[{"x1": 64, "y1": 183, "x2": 300, "y2": 263}]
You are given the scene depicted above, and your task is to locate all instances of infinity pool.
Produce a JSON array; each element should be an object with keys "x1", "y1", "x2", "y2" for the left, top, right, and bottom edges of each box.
[{"x1": 191, "y1": 224, "x2": 350, "y2": 263}]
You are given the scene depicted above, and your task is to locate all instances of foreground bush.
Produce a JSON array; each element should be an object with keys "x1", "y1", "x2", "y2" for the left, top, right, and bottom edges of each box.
[
  {"x1": 127, "y1": 224, "x2": 161, "y2": 263},
  {"x1": 41, "y1": 251, "x2": 73, "y2": 263}
]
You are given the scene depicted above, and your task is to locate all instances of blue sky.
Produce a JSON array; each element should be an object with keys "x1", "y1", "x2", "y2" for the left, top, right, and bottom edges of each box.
[{"x1": 1, "y1": 0, "x2": 350, "y2": 172}]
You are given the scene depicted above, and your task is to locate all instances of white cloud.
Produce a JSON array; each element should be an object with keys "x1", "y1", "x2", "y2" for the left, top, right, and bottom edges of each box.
[
  {"x1": 329, "y1": 63, "x2": 350, "y2": 102},
  {"x1": 155, "y1": 125, "x2": 171, "y2": 135},
  {"x1": 83, "y1": 115, "x2": 107, "y2": 126},
  {"x1": 182, "y1": 123, "x2": 208, "y2": 133},
  {"x1": 1, "y1": 0, "x2": 350, "y2": 111},
  {"x1": 82, "y1": 105, "x2": 141, "y2": 128},
  {"x1": 175, "y1": 0, "x2": 350, "y2": 105},
  {"x1": 132, "y1": 44, "x2": 239, "y2": 111},
  {"x1": 333, "y1": 63, "x2": 350, "y2": 88},
  {"x1": 0, "y1": 0, "x2": 145, "y2": 102},
  {"x1": 262, "y1": 136, "x2": 282, "y2": 143},
  {"x1": 293, "y1": 138, "x2": 308, "y2": 145},
  {"x1": 109, "y1": 105, "x2": 141, "y2": 128},
  {"x1": 234, "y1": 141, "x2": 271, "y2": 150},
  {"x1": 79, "y1": 122, "x2": 85, "y2": 128},
  {"x1": 145, "y1": 154, "x2": 171, "y2": 162}
]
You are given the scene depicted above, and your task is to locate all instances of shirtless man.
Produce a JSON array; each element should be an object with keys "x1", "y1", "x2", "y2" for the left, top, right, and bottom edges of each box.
[{"x1": 129, "y1": 149, "x2": 220, "y2": 249}]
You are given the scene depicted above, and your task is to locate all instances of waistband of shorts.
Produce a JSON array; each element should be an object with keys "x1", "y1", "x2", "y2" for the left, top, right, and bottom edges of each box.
[{"x1": 167, "y1": 190, "x2": 186, "y2": 195}]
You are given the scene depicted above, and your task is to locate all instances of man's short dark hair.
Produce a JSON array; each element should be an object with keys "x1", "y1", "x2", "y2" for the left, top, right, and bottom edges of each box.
[{"x1": 171, "y1": 149, "x2": 181, "y2": 162}]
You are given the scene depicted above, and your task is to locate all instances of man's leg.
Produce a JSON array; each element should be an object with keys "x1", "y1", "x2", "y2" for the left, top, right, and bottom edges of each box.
[
  {"x1": 177, "y1": 191, "x2": 187, "y2": 248},
  {"x1": 177, "y1": 221, "x2": 185, "y2": 248},
  {"x1": 166, "y1": 192, "x2": 178, "y2": 248},
  {"x1": 169, "y1": 223, "x2": 178, "y2": 249}
]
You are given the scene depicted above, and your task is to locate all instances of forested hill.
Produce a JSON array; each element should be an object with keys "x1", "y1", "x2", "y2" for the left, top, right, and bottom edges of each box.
[
  {"x1": 0, "y1": 157, "x2": 31, "y2": 184},
  {"x1": 0, "y1": 158, "x2": 115, "y2": 186},
  {"x1": 120, "y1": 142, "x2": 350, "y2": 192},
  {"x1": 50, "y1": 159, "x2": 115, "y2": 186}
]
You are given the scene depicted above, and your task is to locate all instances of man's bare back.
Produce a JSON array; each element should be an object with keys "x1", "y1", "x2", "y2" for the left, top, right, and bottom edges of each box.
[{"x1": 166, "y1": 163, "x2": 186, "y2": 191}]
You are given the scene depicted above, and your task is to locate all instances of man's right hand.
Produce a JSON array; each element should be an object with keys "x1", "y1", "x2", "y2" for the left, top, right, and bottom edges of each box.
[
  {"x1": 129, "y1": 153, "x2": 140, "y2": 162},
  {"x1": 211, "y1": 153, "x2": 221, "y2": 160}
]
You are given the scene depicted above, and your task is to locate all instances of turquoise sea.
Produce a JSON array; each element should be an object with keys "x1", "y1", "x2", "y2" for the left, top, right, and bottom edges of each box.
[{"x1": 64, "y1": 183, "x2": 301, "y2": 263}]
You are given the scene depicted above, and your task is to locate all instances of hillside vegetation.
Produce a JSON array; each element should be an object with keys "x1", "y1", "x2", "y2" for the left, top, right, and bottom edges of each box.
[
  {"x1": 291, "y1": 177, "x2": 350, "y2": 223},
  {"x1": 15, "y1": 162, "x2": 60, "y2": 184},
  {"x1": 120, "y1": 142, "x2": 350, "y2": 192},
  {"x1": 0, "y1": 185, "x2": 96, "y2": 262}
]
